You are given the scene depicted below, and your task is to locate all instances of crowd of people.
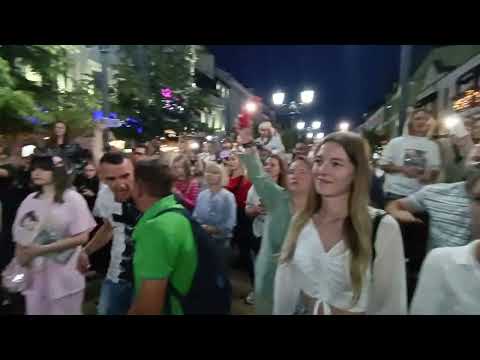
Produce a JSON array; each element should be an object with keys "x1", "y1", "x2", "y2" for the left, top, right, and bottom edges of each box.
[{"x1": 0, "y1": 109, "x2": 479, "y2": 315}]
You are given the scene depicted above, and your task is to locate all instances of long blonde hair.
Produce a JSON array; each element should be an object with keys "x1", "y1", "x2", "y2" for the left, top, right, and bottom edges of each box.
[{"x1": 280, "y1": 132, "x2": 372, "y2": 306}]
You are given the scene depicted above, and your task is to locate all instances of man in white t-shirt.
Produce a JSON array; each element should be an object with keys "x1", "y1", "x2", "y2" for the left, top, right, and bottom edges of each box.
[
  {"x1": 78, "y1": 152, "x2": 142, "y2": 315},
  {"x1": 410, "y1": 239, "x2": 480, "y2": 315},
  {"x1": 380, "y1": 109, "x2": 441, "y2": 202}
]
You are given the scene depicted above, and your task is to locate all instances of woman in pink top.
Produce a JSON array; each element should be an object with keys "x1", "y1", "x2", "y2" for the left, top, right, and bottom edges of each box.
[
  {"x1": 171, "y1": 154, "x2": 200, "y2": 211},
  {"x1": 13, "y1": 155, "x2": 96, "y2": 315}
]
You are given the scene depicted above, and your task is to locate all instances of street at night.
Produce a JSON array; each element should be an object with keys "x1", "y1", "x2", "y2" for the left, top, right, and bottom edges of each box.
[{"x1": 1, "y1": 45, "x2": 480, "y2": 315}]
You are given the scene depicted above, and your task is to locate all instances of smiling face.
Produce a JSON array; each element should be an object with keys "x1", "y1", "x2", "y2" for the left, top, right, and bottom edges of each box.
[{"x1": 313, "y1": 141, "x2": 355, "y2": 198}]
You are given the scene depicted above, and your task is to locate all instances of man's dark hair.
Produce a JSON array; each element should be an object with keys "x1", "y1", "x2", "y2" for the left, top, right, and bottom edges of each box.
[
  {"x1": 100, "y1": 152, "x2": 128, "y2": 165},
  {"x1": 135, "y1": 158, "x2": 173, "y2": 198}
]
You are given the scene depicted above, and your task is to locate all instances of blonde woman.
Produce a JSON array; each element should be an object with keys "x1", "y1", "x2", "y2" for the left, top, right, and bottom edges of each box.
[
  {"x1": 274, "y1": 132, "x2": 407, "y2": 315},
  {"x1": 193, "y1": 162, "x2": 237, "y2": 267}
]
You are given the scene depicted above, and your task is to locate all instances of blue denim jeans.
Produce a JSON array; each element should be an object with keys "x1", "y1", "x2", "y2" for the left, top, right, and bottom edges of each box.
[{"x1": 97, "y1": 278, "x2": 134, "y2": 315}]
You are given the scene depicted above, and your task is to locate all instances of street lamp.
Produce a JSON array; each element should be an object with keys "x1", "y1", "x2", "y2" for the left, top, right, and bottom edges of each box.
[
  {"x1": 272, "y1": 89, "x2": 315, "y2": 129},
  {"x1": 339, "y1": 121, "x2": 350, "y2": 132},
  {"x1": 306, "y1": 132, "x2": 314, "y2": 139},
  {"x1": 316, "y1": 132, "x2": 325, "y2": 140},
  {"x1": 444, "y1": 114, "x2": 461, "y2": 130},
  {"x1": 300, "y1": 90, "x2": 315, "y2": 104},
  {"x1": 296, "y1": 121, "x2": 306, "y2": 130},
  {"x1": 311, "y1": 120, "x2": 322, "y2": 130},
  {"x1": 272, "y1": 91, "x2": 286, "y2": 106}
]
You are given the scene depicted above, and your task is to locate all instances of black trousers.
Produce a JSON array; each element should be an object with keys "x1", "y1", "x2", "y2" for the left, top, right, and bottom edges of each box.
[
  {"x1": 232, "y1": 208, "x2": 257, "y2": 285},
  {"x1": 385, "y1": 193, "x2": 429, "y2": 304}
]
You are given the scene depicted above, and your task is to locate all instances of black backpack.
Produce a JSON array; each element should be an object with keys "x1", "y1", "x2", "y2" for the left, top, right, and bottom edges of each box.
[{"x1": 153, "y1": 207, "x2": 232, "y2": 315}]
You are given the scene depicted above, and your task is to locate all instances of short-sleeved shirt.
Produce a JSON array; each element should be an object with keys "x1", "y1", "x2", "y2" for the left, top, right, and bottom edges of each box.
[
  {"x1": 380, "y1": 136, "x2": 441, "y2": 196},
  {"x1": 133, "y1": 195, "x2": 197, "y2": 315},
  {"x1": 193, "y1": 188, "x2": 236, "y2": 240},
  {"x1": 404, "y1": 182, "x2": 472, "y2": 250},
  {"x1": 13, "y1": 189, "x2": 96, "y2": 299},
  {"x1": 93, "y1": 185, "x2": 142, "y2": 283}
]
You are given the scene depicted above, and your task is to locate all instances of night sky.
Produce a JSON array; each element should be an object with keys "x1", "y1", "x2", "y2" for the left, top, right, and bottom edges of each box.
[{"x1": 209, "y1": 45, "x2": 434, "y2": 132}]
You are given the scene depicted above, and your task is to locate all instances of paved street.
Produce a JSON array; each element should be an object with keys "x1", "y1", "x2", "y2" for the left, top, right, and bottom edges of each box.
[{"x1": 82, "y1": 270, "x2": 256, "y2": 315}]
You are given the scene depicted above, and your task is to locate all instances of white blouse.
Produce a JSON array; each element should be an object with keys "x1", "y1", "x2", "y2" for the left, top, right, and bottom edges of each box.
[{"x1": 274, "y1": 211, "x2": 407, "y2": 315}]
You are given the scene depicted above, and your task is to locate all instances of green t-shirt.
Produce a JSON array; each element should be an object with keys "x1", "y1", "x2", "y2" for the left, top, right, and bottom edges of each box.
[{"x1": 132, "y1": 195, "x2": 197, "y2": 315}]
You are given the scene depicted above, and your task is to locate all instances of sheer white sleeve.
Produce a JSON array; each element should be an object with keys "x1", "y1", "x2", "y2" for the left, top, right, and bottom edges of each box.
[
  {"x1": 367, "y1": 215, "x2": 408, "y2": 315},
  {"x1": 409, "y1": 249, "x2": 446, "y2": 315},
  {"x1": 273, "y1": 263, "x2": 301, "y2": 315}
]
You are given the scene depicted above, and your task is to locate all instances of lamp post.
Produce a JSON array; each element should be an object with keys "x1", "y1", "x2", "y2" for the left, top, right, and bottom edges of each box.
[
  {"x1": 98, "y1": 45, "x2": 111, "y2": 115},
  {"x1": 339, "y1": 121, "x2": 350, "y2": 132},
  {"x1": 272, "y1": 89, "x2": 315, "y2": 129}
]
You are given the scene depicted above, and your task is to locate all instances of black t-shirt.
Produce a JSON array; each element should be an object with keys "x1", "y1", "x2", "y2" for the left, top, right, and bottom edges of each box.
[
  {"x1": 0, "y1": 167, "x2": 36, "y2": 271},
  {"x1": 73, "y1": 174, "x2": 100, "y2": 211}
]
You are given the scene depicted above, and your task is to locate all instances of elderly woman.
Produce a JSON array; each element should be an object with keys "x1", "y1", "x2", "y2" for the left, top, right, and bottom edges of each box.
[{"x1": 193, "y1": 162, "x2": 237, "y2": 267}]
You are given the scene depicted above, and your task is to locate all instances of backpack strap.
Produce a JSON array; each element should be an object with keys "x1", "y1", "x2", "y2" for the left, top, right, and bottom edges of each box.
[
  {"x1": 150, "y1": 206, "x2": 190, "y2": 315},
  {"x1": 371, "y1": 210, "x2": 387, "y2": 266}
]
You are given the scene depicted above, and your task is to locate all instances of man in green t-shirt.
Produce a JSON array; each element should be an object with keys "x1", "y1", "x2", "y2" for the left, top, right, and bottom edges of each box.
[{"x1": 128, "y1": 158, "x2": 197, "y2": 315}]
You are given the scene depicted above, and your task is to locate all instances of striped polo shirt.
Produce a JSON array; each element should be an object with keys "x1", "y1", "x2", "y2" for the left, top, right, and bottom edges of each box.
[{"x1": 405, "y1": 182, "x2": 472, "y2": 251}]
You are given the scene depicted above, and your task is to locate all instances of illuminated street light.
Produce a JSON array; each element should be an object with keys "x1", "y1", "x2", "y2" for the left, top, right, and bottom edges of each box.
[
  {"x1": 190, "y1": 142, "x2": 200, "y2": 150},
  {"x1": 300, "y1": 90, "x2": 315, "y2": 104},
  {"x1": 272, "y1": 91, "x2": 286, "y2": 106},
  {"x1": 245, "y1": 101, "x2": 258, "y2": 114},
  {"x1": 21, "y1": 145, "x2": 36, "y2": 158},
  {"x1": 339, "y1": 121, "x2": 350, "y2": 132},
  {"x1": 306, "y1": 132, "x2": 314, "y2": 139},
  {"x1": 206, "y1": 135, "x2": 213, "y2": 141},
  {"x1": 316, "y1": 132, "x2": 325, "y2": 140},
  {"x1": 296, "y1": 121, "x2": 306, "y2": 130},
  {"x1": 444, "y1": 114, "x2": 461, "y2": 130},
  {"x1": 312, "y1": 120, "x2": 322, "y2": 130}
]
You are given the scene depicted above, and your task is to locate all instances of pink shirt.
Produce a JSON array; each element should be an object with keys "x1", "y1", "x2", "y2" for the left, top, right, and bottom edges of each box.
[
  {"x1": 174, "y1": 179, "x2": 200, "y2": 210},
  {"x1": 13, "y1": 189, "x2": 96, "y2": 300}
]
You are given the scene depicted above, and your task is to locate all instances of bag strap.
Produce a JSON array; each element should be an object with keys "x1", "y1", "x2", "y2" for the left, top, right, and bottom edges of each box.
[
  {"x1": 371, "y1": 210, "x2": 387, "y2": 266},
  {"x1": 151, "y1": 207, "x2": 190, "y2": 315}
]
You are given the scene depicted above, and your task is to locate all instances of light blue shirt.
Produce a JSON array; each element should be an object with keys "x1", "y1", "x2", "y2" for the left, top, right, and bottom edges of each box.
[
  {"x1": 405, "y1": 181, "x2": 472, "y2": 250},
  {"x1": 193, "y1": 188, "x2": 237, "y2": 240}
]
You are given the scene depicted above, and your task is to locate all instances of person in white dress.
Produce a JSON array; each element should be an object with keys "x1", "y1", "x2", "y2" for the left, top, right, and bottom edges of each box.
[{"x1": 274, "y1": 131, "x2": 407, "y2": 315}]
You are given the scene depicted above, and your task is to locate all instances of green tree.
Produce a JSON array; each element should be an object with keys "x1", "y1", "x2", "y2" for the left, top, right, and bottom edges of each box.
[
  {"x1": 0, "y1": 45, "x2": 101, "y2": 136},
  {"x1": 0, "y1": 56, "x2": 40, "y2": 133},
  {"x1": 112, "y1": 45, "x2": 214, "y2": 138}
]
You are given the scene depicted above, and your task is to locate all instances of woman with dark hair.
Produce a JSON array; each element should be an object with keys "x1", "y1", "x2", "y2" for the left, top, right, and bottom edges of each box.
[
  {"x1": 45, "y1": 121, "x2": 87, "y2": 174},
  {"x1": 12, "y1": 155, "x2": 96, "y2": 315},
  {"x1": 73, "y1": 160, "x2": 100, "y2": 211}
]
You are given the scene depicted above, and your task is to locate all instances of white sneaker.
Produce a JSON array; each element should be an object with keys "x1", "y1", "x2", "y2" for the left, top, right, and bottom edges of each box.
[{"x1": 244, "y1": 291, "x2": 255, "y2": 305}]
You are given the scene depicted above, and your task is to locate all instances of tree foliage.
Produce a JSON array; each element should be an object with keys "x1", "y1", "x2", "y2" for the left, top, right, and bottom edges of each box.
[
  {"x1": 0, "y1": 45, "x2": 101, "y2": 136},
  {"x1": 112, "y1": 45, "x2": 214, "y2": 138}
]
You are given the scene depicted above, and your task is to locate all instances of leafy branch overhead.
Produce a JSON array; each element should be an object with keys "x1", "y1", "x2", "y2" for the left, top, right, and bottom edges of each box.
[{"x1": 112, "y1": 45, "x2": 214, "y2": 137}]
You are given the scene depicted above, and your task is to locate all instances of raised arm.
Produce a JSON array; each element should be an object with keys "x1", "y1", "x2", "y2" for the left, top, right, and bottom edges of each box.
[{"x1": 236, "y1": 125, "x2": 287, "y2": 211}]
